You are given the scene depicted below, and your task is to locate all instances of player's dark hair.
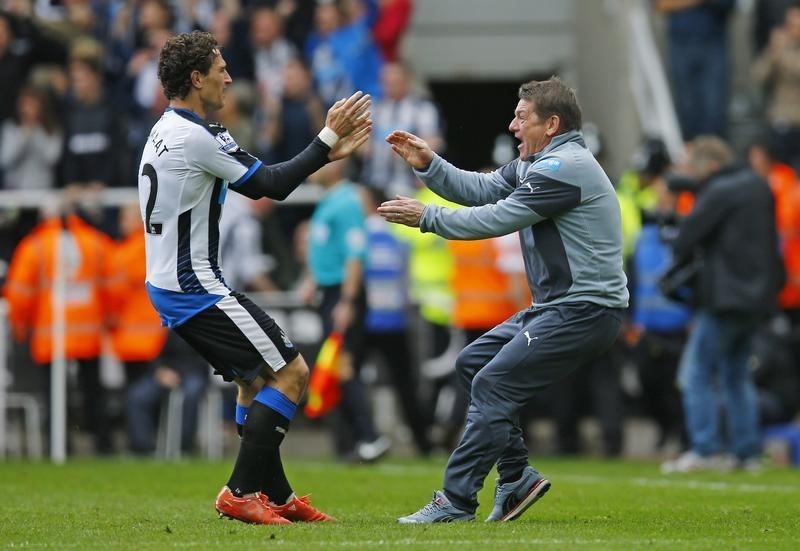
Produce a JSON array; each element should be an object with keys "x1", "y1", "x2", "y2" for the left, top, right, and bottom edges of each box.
[
  {"x1": 518, "y1": 76, "x2": 582, "y2": 134},
  {"x1": 157, "y1": 31, "x2": 219, "y2": 100}
]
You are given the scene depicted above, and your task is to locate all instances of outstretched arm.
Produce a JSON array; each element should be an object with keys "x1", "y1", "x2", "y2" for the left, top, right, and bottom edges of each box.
[
  {"x1": 234, "y1": 92, "x2": 372, "y2": 201},
  {"x1": 387, "y1": 130, "x2": 517, "y2": 206}
]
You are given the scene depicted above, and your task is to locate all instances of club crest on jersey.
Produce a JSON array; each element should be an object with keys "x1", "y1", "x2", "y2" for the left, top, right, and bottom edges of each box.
[{"x1": 215, "y1": 130, "x2": 239, "y2": 153}]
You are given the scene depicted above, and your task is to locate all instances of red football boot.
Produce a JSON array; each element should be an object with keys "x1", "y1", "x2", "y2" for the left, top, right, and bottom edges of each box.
[
  {"x1": 264, "y1": 494, "x2": 336, "y2": 522},
  {"x1": 215, "y1": 486, "x2": 291, "y2": 525}
]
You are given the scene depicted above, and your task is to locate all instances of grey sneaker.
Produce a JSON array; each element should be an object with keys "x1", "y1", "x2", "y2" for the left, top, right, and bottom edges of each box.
[
  {"x1": 397, "y1": 491, "x2": 475, "y2": 524},
  {"x1": 485, "y1": 466, "x2": 551, "y2": 522}
]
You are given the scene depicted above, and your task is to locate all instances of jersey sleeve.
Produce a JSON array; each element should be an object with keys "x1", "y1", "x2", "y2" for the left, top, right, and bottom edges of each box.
[{"x1": 185, "y1": 126, "x2": 262, "y2": 185}]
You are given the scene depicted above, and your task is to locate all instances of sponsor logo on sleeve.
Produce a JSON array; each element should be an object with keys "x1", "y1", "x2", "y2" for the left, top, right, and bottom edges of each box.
[{"x1": 215, "y1": 131, "x2": 240, "y2": 153}]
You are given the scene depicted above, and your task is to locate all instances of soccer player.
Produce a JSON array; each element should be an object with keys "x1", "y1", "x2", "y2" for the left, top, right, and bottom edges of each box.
[
  {"x1": 138, "y1": 31, "x2": 371, "y2": 524},
  {"x1": 378, "y1": 77, "x2": 628, "y2": 523}
]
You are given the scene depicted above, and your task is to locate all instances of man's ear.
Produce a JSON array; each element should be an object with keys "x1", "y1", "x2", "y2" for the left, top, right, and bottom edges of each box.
[
  {"x1": 190, "y1": 69, "x2": 203, "y2": 89},
  {"x1": 545, "y1": 115, "x2": 561, "y2": 137}
]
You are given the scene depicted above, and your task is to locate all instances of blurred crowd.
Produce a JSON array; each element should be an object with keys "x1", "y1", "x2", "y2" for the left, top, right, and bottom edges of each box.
[{"x1": 1, "y1": 0, "x2": 800, "y2": 466}]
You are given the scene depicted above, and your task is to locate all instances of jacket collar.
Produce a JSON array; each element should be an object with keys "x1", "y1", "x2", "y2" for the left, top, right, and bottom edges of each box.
[{"x1": 527, "y1": 130, "x2": 586, "y2": 163}]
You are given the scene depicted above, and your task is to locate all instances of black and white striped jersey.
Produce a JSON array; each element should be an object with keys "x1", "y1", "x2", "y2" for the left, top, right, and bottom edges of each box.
[{"x1": 137, "y1": 107, "x2": 261, "y2": 327}]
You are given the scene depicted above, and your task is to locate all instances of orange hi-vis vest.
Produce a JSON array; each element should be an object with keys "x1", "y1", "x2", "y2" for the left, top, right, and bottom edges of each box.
[
  {"x1": 3, "y1": 215, "x2": 112, "y2": 364},
  {"x1": 449, "y1": 237, "x2": 530, "y2": 330},
  {"x1": 106, "y1": 228, "x2": 167, "y2": 362},
  {"x1": 768, "y1": 163, "x2": 800, "y2": 309}
]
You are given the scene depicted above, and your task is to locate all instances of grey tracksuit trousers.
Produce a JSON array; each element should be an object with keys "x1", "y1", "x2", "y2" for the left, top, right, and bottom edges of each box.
[{"x1": 443, "y1": 301, "x2": 623, "y2": 513}]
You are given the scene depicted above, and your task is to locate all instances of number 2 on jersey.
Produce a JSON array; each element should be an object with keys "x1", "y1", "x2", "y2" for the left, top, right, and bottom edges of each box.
[{"x1": 141, "y1": 163, "x2": 163, "y2": 235}]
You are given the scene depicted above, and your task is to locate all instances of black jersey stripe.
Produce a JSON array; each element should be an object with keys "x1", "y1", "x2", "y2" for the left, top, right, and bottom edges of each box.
[
  {"x1": 208, "y1": 178, "x2": 226, "y2": 286},
  {"x1": 176, "y1": 210, "x2": 207, "y2": 294}
]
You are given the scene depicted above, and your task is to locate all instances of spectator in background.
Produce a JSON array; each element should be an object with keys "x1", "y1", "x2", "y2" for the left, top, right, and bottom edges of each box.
[
  {"x1": 3, "y1": 198, "x2": 115, "y2": 455},
  {"x1": 272, "y1": 0, "x2": 316, "y2": 51},
  {"x1": 208, "y1": 6, "x2": 253, "y2": 81},
  {"x1": 214, "y1": 80, "x2": 258, "y2": 152},
  {"x1": 261, "y1": 56, "x2": 325, "y2": 163},
  {"x1": 662, "y1": 136, "x2": 783, "y2": 473},
  {"x1": 300, "y1": 159, "x2": 389, "y2": 462},
  {"x1": 362, "y1": 60, "x2": 442, "y2": 198},
  {"x1": 0, "y1": 13, "x2": 28, "y2": 125},
  {"x1": 753, "y1": 2, "x2": 800, "y2": 172},
  {"x1": 63, "y1": 43, "x2": 128, "y2": 229},
  {"x1": 0, "y1": 85, "x2": 63, "y2": 264},
  {"x1": 304, "y1": 0, "x2": 383, "y2": 107},
  {"x1": 655, "y1": 0, "x2": 735, "y2": 140},
  {"x1": 250, "y1": 5, "x2": 297, "y2": 102},
  {"x1": 391, "y1": 183, "x2": 462, "y2": 450},
  {"x1": 126, "y1": 28, "x2": 172, "y2": 155},
  {"x1": 0, "y1": 10, "x2": 67, "y2": 125},
  {"x1": 750, "y1": 315, "x2": 800, "y2": 427},
  {"x1": 748, "y1": 140, "x2": 800, "y2": 399},
  {"x1": 360, "y1": 185, "x2": 433, "y2": 456},
  {"x1": 373, "y1": 0, "x2": 413, "y2": 62},
  {"x1": 753, "y1": 0, "x2": 798, "y2": 53},
  {"x1": 219, "y1": 193, "x2": 278, "y2": 293},
  {"x1": 0, "y1": 84, "x2": 62, "y2": 194},
  {"x1": 749, "y1": 140, "x2": 800, "y2": 317},
  {"x1": 626, "y1": 169, "x2": 690, "y2": 452},
  {"x1": 126, "y1": 332, "x2": 209, "y2": 455},
  {"x1": 105, "y1": 202, "x2": 168, "y2": 454}
]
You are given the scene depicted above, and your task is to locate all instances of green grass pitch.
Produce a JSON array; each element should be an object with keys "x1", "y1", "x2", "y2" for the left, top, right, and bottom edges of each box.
[{"x1": 1, "y1": 457, "x2": 799, "y2": 549}]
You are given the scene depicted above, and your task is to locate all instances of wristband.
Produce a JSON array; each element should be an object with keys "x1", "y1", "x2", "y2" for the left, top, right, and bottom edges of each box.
[{"x1": 318, "y1": 126, "x2": 340, "y2": 148}]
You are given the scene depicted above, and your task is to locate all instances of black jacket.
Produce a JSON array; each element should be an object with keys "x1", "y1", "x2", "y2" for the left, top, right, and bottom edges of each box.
[{"x1": 672, "y1": 165, "x2": 783, "y2": 314}]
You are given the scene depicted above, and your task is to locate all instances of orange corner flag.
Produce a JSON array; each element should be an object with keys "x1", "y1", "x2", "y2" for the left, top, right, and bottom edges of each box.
[{"x1": 304, "y1": 332, "x2": 343, "y2": 418}]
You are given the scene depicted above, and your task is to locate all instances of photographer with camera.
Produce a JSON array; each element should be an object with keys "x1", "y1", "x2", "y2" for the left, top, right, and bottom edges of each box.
[{"x1": 661, "y1": 136, "x2": 783, "y2": 473}]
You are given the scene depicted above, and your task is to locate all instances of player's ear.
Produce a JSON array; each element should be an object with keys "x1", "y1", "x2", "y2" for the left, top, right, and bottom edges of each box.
[{"x1": 190, "y1": 69, "x2": 203, "y2": 89}]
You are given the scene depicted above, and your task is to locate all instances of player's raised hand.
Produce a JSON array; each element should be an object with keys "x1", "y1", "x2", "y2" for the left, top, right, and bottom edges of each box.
[
  {"x1": 325, "y1": 91, "x2": 371, "y2": 138},
  {"x1": 329, "y1": 119, "x2": 373, "y2": 161},
  {"x1": 386, "y1": 130, "x2": 434, "y2": 170}
]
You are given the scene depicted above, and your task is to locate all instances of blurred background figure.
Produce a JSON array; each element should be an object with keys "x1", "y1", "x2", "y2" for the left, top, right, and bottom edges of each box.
[
  {"x1": 249, "y1": 4, "x2": 297, "y2": 103},
  {"x1": 373, "y1": 0, "x2": 413, "y2": 62},
  {"x1": 361, "y1": 61, "x2": 442, "y2": 198},
  {"x1": 360, "y1": 185, "x2": 432, "y2": 456},
  {"x1": 63, "y1": 42, "x2": 128, "y2": 234},
  {"x1": 105, "y1": 201, "x2": 167, "y2": 454},
  {"x1": 624, "y1": 146, "x2": 691, "y2": 453},
  {"x1": 662, "y1": 136, "x2": 782, "y2": 473},
  {"x1": 304, "y1": 0, "x2": 383, "y2": 107},
  {"x1": 300, "y1": 159, "x2": 389, "y2": 462},
  {"x1": 125, "y1": 332, "x2": 209, "y2": 456},
  {"x1": 261, "y1": 57, "x2": 325, "y2": 164},
  {"x1": 655, "y1": 0, "x2": 736, "y2": 140},
  {"x1": 219, "y1": 193, "x2": 277, "y2": 293},
  {"x1": 0, "y1": 85, "x2": 63, "y2": 266},
  {"x1": 391, "y1": 184, "x2": 462, "y2": 450},
  {"x1": 753, "y1": 2, "x2": 800, "y2": 172},
  {"x1": 3, "y1": 197, "x2": 114, "y2": 455}
]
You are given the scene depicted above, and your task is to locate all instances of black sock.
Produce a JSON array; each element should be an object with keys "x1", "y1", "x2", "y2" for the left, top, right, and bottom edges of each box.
[
  {"x1": 257, "y1": 407, "x2": 292, "y2": 504},
  {"x1": 227, "y1": 401, "x2": 291, "y2": 497},
  {"x1": 340, "y1": 378, "x2": 378, "y2": 442}
]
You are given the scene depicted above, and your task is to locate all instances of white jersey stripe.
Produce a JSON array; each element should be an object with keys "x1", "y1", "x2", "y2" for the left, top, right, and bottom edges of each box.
[{"x1": 215, "y1": 294, "x2": 286, "y2": 370}]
